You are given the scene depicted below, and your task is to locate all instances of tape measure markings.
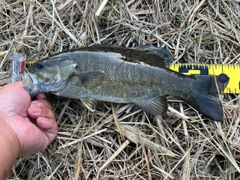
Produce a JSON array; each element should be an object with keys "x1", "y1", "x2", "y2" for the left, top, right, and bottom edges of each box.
[{"x1": 169, "y1": 64, "x2": 240, "y2": 94}]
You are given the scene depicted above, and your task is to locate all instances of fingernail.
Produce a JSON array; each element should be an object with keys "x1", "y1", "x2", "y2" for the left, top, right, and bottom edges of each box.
[
  {"x1": 31, "y1": 101, "x2": 42, "y2": 108},
  {"x1": 30, "y1": 106, "x2": 41, "y2": 113},
  {"x1": 30, "y1": 102, "x2": 42, "y2": 113},
  {"x1": 39, "y1": 117, "x2": 48, "y2": 121}
]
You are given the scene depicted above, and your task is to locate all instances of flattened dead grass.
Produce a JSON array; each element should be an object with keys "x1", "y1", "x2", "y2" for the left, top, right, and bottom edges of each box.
[{"x1": 0, "y1": 0, "x2": 240, "y2": 179}]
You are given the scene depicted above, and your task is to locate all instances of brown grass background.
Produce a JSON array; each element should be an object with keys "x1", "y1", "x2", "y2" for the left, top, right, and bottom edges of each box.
[{"x1": 0, "y1": 0, "x2": 240, "y2": 179}]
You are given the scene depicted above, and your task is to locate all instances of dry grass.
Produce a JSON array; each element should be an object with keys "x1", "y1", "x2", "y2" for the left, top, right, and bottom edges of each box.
[{"x1": 1, "y1": 0, "x2": 240, "y2": 179}]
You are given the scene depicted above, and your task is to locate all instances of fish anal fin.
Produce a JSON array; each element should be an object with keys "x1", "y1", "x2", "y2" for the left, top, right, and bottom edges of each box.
[
  {"x1": 135, "y1": 95, "x2": 168, "y2": 116},
  {"x1": 80, "y1": 98, "x2": 97, "y2": 112}
]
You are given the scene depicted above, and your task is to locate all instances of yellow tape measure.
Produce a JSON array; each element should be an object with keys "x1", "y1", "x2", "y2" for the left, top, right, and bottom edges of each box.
[{"x1": 169, "y1": 64, "x2": 240, "y2": 94}]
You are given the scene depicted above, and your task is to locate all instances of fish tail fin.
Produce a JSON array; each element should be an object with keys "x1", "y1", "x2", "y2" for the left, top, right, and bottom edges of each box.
[{"x1": 188, "y1": 75, "x2": 223, "y2": 122}]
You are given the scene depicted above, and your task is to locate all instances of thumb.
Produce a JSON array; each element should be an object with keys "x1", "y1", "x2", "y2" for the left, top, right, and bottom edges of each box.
[{"x1": 36, "y1": 117, "x2": 58, "y2": 143}]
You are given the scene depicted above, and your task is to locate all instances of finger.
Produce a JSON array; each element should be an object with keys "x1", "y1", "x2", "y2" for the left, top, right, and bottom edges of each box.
[
  {"x1": 31, "y1": 99, "x2": 52, "y2": 110},
  {"x1": 35, "y1": 93, "x2": 47, "y2": 100},
  {"x1": 28, "y1": 104, "x2": 55, "y2": 120},
  {"x1": 36, "y1": 117, "x2": 58, "y2": 143}
]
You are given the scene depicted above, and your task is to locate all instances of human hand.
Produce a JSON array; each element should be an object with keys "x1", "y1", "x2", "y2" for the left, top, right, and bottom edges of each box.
[{"x1": 0, "y1": 81, "x2": 58, "y2": 156}]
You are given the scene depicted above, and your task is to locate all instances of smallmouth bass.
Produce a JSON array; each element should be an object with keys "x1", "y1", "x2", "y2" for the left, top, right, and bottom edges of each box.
[{"x1": 21, "y1": 45, "x2": 223, "y2": 121}]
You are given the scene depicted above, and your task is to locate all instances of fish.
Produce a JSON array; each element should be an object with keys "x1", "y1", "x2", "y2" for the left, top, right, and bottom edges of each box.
[{"x1": 21, "y1": 45, "x2": 223, "y2": 122}]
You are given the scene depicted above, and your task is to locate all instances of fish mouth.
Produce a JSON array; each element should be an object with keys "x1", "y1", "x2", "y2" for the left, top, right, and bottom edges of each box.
[
  {"x1": 21, "y1": 70, "x2": 70, "y2": 97},
  {"x1": 21, "y1": 71, "x2": 42, "y2": 97}
]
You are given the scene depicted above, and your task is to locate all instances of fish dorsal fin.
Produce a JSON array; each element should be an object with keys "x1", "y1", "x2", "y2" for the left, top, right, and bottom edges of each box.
[
  {"x1": 134, "y1": 45, "x2": 156, "y2": 51},
  {"x1": 135, "y1": 95, "x2": 168, "y2": 116},
  {"x1": 74, "y1": 70, "x2": 104, "y2": 86},
  {"x1": 135, "y1": 45, "x2": 172, "y2": 65},
  {"x1": 78, "y1": 44, "x2": 172, "y2": 68},
  {"x1": 80, "y1": 98, "x2": 97, "y2": 112}
]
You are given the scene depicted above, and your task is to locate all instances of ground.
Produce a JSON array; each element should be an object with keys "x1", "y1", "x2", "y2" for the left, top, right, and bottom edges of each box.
[{"x1": 0, "y1": 0, "x2": 240, "y2": 179}]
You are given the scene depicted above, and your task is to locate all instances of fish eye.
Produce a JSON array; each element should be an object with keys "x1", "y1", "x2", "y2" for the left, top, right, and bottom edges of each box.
[{"x1": 36, "y1": 63, "x2": 44, "y2": 69}]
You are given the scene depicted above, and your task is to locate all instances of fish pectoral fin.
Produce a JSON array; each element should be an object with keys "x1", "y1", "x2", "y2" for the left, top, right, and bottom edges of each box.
[
  {"x1": 135, "y1": 96, "x2": 168, "y2": 116},
  {"x1": 80, "y1": 98, "x2": 97, "y2": 112},
  {"x1": 74, "y1": 70, "x2": 104, "y2": 86}
]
